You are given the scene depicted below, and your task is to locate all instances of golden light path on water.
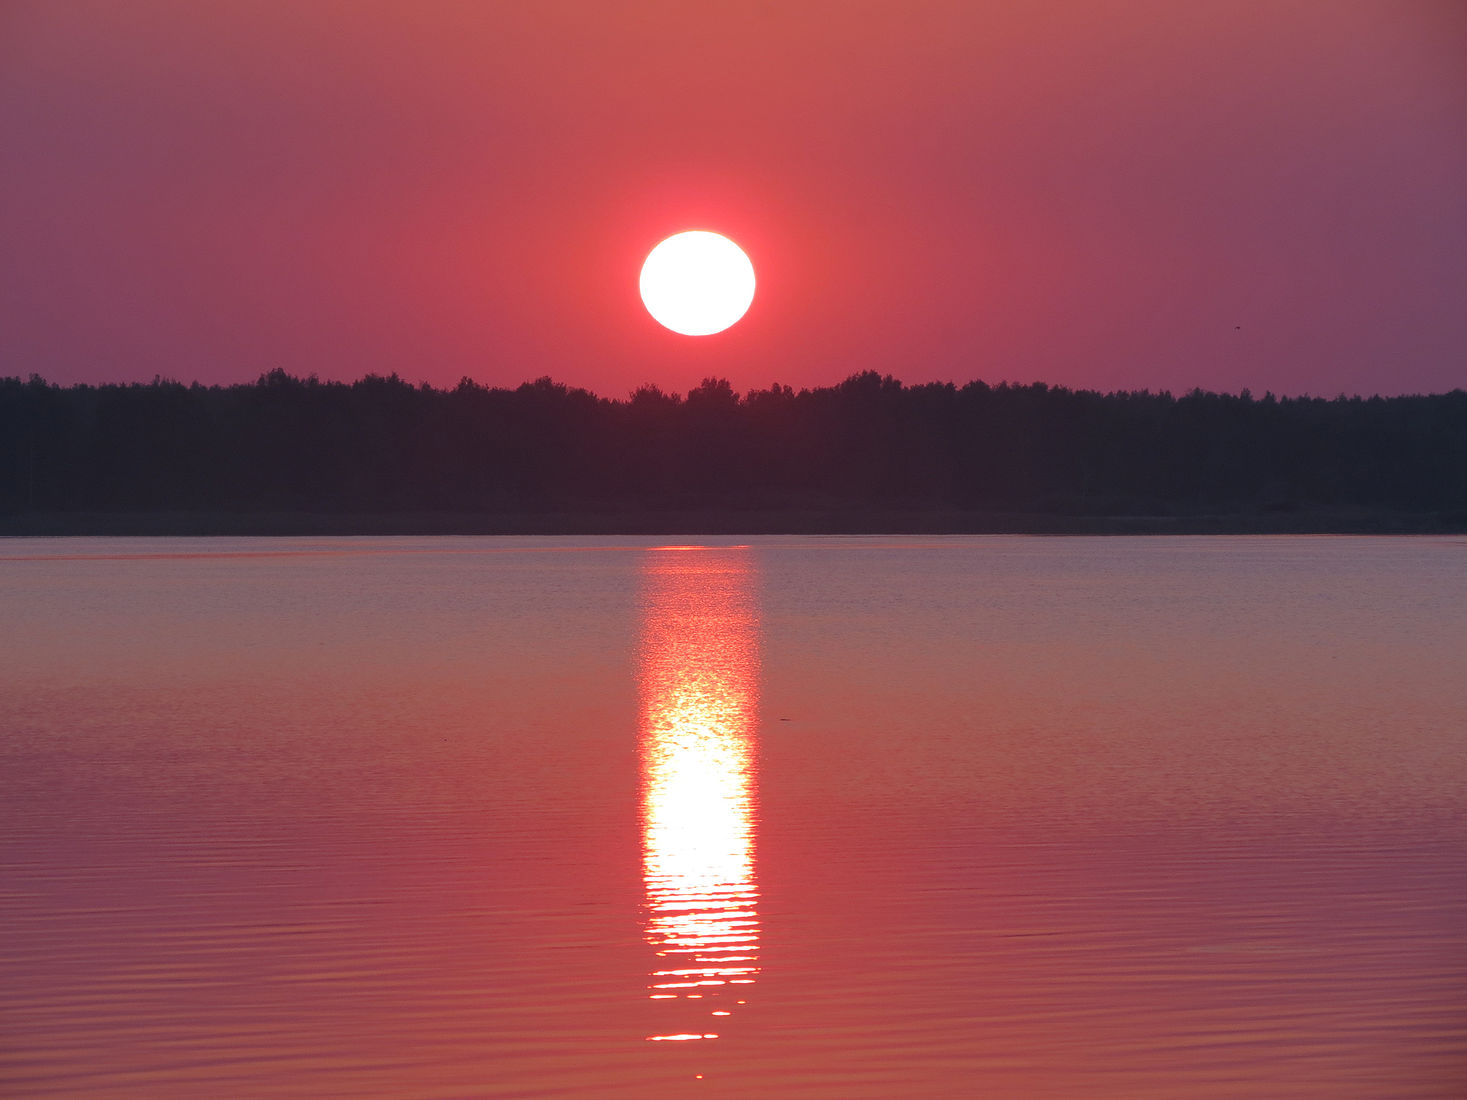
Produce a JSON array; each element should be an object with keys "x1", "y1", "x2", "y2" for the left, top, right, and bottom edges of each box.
[{"x1": 638, "y1": 547, "x2": 760, "y2": 1044}]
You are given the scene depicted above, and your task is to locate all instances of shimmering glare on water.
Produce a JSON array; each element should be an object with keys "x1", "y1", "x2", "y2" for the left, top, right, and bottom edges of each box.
[
  {"x1": 640, "y1": 548, "x2": 760, "y2": 1041},
  {"x1": 1, "y1": 535, "x2": 1465, "y2": 1097}
]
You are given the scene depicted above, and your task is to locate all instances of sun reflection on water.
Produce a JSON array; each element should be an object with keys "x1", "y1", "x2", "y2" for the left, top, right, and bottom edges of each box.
[{"x1": 639, "y1": 547, "x2": 759, "y2": 1043}]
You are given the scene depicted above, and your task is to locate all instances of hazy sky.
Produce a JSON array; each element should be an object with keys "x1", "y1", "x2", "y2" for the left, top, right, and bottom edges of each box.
[{"x1": 3, "y1": 1, "x2": 1464, "y2": 396}]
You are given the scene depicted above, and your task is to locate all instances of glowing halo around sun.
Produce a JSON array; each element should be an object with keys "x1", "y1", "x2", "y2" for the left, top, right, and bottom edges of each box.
[{"x1": 639, "y1": 231, "x2": 755, "y2": 336}]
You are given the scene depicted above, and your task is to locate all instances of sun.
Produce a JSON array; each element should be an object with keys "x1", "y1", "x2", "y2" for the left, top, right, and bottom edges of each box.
[{"x1": 639, "y1": 231, "x2": 755, "y2": 336}]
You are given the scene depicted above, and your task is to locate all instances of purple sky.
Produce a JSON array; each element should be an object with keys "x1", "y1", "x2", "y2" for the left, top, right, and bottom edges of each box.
[{"x1": 2, "y1": 1, "x2": 1464, "y2": 397}]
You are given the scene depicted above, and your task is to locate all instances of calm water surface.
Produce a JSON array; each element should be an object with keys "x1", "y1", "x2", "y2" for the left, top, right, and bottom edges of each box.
[{"x1": 1, "y1": 535, "x2": 1464, "y2": 1097}]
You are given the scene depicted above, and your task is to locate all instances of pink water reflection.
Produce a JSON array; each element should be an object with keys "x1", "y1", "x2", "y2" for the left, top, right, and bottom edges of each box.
[{"x1": 638, "y1": 547, "x2": 760, "y2": 1043}]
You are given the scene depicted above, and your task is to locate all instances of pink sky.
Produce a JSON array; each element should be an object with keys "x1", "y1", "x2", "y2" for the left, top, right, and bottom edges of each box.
[{"x1": 2, "y1": 1, "x2": 1464, "y2": 397}]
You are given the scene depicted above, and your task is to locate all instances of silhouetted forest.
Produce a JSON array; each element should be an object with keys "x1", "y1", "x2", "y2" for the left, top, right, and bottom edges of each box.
[{"x1": 3, "y1": 370, "x2": 1466, "y2": 532}]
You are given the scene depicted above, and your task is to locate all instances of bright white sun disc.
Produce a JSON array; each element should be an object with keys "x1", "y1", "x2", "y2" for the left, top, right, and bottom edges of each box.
[{"x1": 640, "y1": 231, "x2": 755, "y2": 336}]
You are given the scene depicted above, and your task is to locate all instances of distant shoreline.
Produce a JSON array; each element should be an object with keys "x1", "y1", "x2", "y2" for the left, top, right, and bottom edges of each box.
[
  {"x1": 3, "y1": 509, "x2": 1463, "y2": 537},
  {"x1": 9, "y1": 375, "x2": 1465, "y2": 531}
]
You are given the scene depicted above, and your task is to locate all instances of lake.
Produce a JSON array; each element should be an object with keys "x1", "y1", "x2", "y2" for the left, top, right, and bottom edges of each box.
[{"x1": 2, "y1": 535, "x2": 1464, "y2": 1097}]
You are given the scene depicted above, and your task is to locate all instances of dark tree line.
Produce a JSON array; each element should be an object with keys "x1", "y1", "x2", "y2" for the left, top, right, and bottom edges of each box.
[{"x1": 3, "y1": 369, "x2": 1466, "y2": 520}]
